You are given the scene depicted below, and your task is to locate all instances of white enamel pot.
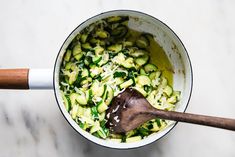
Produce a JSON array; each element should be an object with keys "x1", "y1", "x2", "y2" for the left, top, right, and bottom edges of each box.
[{"x1": 0, "y1": 10, "x2": 193, "y2": 149}]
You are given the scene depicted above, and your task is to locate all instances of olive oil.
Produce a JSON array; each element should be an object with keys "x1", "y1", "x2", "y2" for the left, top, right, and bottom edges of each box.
[
  {"x1": 128, "y1": 29, "x2": 173, "y2": 85},
  {"x1": 147, "y1": 37, "x2": 173, "y2": 86}
]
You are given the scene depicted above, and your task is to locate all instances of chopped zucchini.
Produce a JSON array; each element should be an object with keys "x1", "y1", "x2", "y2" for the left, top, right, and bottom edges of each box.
[
  {"x1": 149, "y1": 71, "x2": 161, "y2": 80},
  {"x1": 107, "y1": 16, "x2": 122, "y2": 23},
  {"x1": 89, "y1": 38, "x2": 99, "y2": 45},
  {"x1": 94, "y1": 45, "x2": 104, "y2": 55},
  {"x1": 97, "y1": 100, "x2": 108, "y2": 113},
  {"x1": 77, "y1": 105, "x2": 84, "y2": 118},
  {"x1": 71, "y1": 105, "x2": 79, "y2": 119},
  {"x1": 163, "y1": 85, "x2": 173, "y2": 97},
  {"x1": 65, "y1": 62, "x2": 73, "y2": 70},
  {"x1": 107, "y1": 44, "x2": 122, "y2": 53},
  {"x1": 90, "y1": 121, "x2": 100, "y2": 133},
  {"x1": 84, "y1": 56, "x2": 92, "y2": 66},
  {"x1": 135, "y1": 55, "x2": 149, "y2": 66},
  {"x1": 74, "y1": 53, "x2": 83, "y2": 61},
  {"x1": 99, "y1": 112, "x2": 106, "y2": 121},
  {"x1": 81, "y1": 68, "x2": 89, "y2": 77},
  {"x1": 69, "y1": 92, "x2": 87, "y2": 106},
  {"x1": 70, "y1": 64, "x2": 77, "y2": 71},
  {"x1": 113, "y1": 53, "x2": 126, "y2": 64},
  {"x1": 126, "y1": 130, "x2": 137, "y2": 138},
  {"x1": 144, "y1": 85, "x2": 153, "y2": 93},
  {"x1": 136, "y1": 35, "x2": 150, "y2": 48},
  {"x1": 144, "y1": 64, "x2": 157, "y2": 73},
  {"x1": 64, "y1": 50, "x2": 72, "y2": 62},
  {"x1": 80, "y1": 33, "x2": 88, "y2": 43},
  {"x1": 95, "y1": 30, "x2": 109, "y2": 38},
  {"x1": 129, "y1": 49, "x2": 148, "y2": 58},
  {"x1": 74, "y1": 77, "x2": 86, "y2": 87},
  {"x1": 111, "y1": 25, "x2": 128, "y2": 38},
  {"x1": 90, "y1": 65, "x2": 103, "y2": 78},
  {"x1": 167, "y1": 95, "x2": 177, "y2": 104},
  {"x1": 86, "y1": 89, "x2": 92, "y2": 104},
  {"x1": 137, "y1": 75, "x2": 151, "y2": 86},
  {"x1": 123, "y1": 41, "x2": 134, "y2": 47},
  {"x1": 91, "y1": 80, "x2": 105, "y2": 97},
  {"x1": 73, "y1": 44, "x2": 82, "y2": 56},
  {"x1": 120, "y1": 79, "x2": 134, "y2": 89},
  {"x1": 92, "y1": 56, "x2": 102, "y2": 64},
  {"x1": 140, "y1": 68, "x2": 146, "y2": 75},
  {"x1": 76, "y1": 91, "x2": 87, "y2": 105},
  {"x1": 82, "y1": 43, "x2": 92, "y2": 50},
  {"x1": 114, "y1": 77, "x2": 125, "y2": 85},
  {"x1": 98, "y1": 52, "x2": 109, "y2": 66},
  {"x1": 62, "y1": 93, "x2": 71, "y2": 111},
  {"x1": 150, "y1": 122, "x2": 160, "y2": 131},
  {"x1": 90, "y1": 38, "x2": 105, "y2": 46},
  {"x1": 97, "y1": 127, "x2": 109, "y2": 139},
  {"x1": 68, "y1": 70, "x2": 79, "y2": 85},
  {"x1": 122, "y1": 57, "x2": 135, "y2": 69},
  {"x1": 103, "y1": 85, "x2": 114, "y2": 105},
  {"x1": 161, "y1": 77, "x2": 168, "y2": 87}
]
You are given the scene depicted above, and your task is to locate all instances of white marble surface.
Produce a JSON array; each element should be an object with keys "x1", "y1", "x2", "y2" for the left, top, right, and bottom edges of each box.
[{"x1": 1, "y1": 0, "x2": 235, "y2": 156}]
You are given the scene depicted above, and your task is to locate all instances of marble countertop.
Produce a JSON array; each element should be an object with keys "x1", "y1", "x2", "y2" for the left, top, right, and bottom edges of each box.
[{"x1": 1, "y1": 0, "x2": 235, "y2": 156}]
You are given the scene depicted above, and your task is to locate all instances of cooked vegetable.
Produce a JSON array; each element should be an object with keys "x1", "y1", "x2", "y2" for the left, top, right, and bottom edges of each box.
[
  {"x1": 136, "y1": 35, "x2": 150, "y2": 48},
  {"x1": 107, "y1": 16, "x2": 122, "y2": 23},
  {"x1": 136, "y1": 75, "x2": 151, "y2": 86},
  {"x1": 107, "y1": 44, "x2": 122, "y2": 53},
  {"x1": 129, "y1": 49, "x2": 148, "y2": 58},
  {"x1": 104, "y1": 85, "x2": 114, "y2": 105},
  {"x1": 135, "y1": 55, "x2": 149, "y2": 66},
  {"x1": 120, "y1": 79, "x2": 134, "y2": 89},
  {"x1": 73, "y1": 44, "x2": 82, "y2": 56},
  {"x1": 72, "y1": 44, "x2": 83, "y2": 61},
  {"x1": 94, "y1": 45, "x2": 104, "y2": 55},
  {"x1": 92, "y1": 56, "x2": 102, "y2": 64},
  {"x1": 144, "y1": 64, "x2": 157, "y2": 73},
  {"x1": 91, "y1": 80, "x2": 105, "y2": 97},
  {"x1": 59, "y1": 16, "x2": 180, "y2": 142},
  {"x1": 111, "y1": 25, "x2": 128, "y2": 38},
  {"x1": 95, "y1": 30, "x2": 109, "y2": 38},
  {"x1": 80, "y1": 33, "x2": 88, "y2": 43},
  {"x1": 82, "y1": 43, "x2": 92, "y2": 50},
  {"x1": 62, "y1": 93, "x2": 71, "y2": 111},
  {"x1": 96, "y1": 100, "x2": 107, "y2": 113},
  {"x1": 64, "y1": 50, "x2": 72, "y2": 62}
]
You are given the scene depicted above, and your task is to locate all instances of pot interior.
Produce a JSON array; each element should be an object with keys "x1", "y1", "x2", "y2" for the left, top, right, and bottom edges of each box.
[{"x1": 54, "y1": 10, "x2": 192, "y2": 149}]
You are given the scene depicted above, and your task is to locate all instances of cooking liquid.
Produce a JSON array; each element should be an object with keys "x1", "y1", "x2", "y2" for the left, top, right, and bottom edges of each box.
[{"x1": 127, "y1": 29, "x2": 173, "y2": 85}]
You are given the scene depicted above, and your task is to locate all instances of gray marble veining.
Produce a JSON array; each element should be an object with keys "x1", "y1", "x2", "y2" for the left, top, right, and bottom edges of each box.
[{"x1": 1, "y1": 0, "x2": 235, "y2": 157}]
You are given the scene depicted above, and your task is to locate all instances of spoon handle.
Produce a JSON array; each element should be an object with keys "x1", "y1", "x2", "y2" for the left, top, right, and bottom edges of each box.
[{"x1": 152, "y1": 109, "x2": 235, "y2": 131}]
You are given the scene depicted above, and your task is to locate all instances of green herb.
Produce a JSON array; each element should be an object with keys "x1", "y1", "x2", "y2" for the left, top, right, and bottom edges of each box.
[{"x1": 113, "y1": 71, "x2": 126, "y2": 78}]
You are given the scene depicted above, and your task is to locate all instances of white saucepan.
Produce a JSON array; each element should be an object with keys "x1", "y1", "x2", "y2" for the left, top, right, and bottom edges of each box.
[{"x1": 0, "y1": 10, "x2": 193, "y2": 149}]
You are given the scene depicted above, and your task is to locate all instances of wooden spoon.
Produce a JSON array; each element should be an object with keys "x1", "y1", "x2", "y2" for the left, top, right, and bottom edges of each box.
[{"x1": 106, "y1": 88, "x2": 235, "y2": 133}]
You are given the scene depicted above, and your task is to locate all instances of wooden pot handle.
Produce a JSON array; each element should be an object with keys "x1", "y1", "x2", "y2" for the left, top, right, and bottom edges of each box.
[{"x1": 0, "y1": 69, "x2": 29, "y2": 89}]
